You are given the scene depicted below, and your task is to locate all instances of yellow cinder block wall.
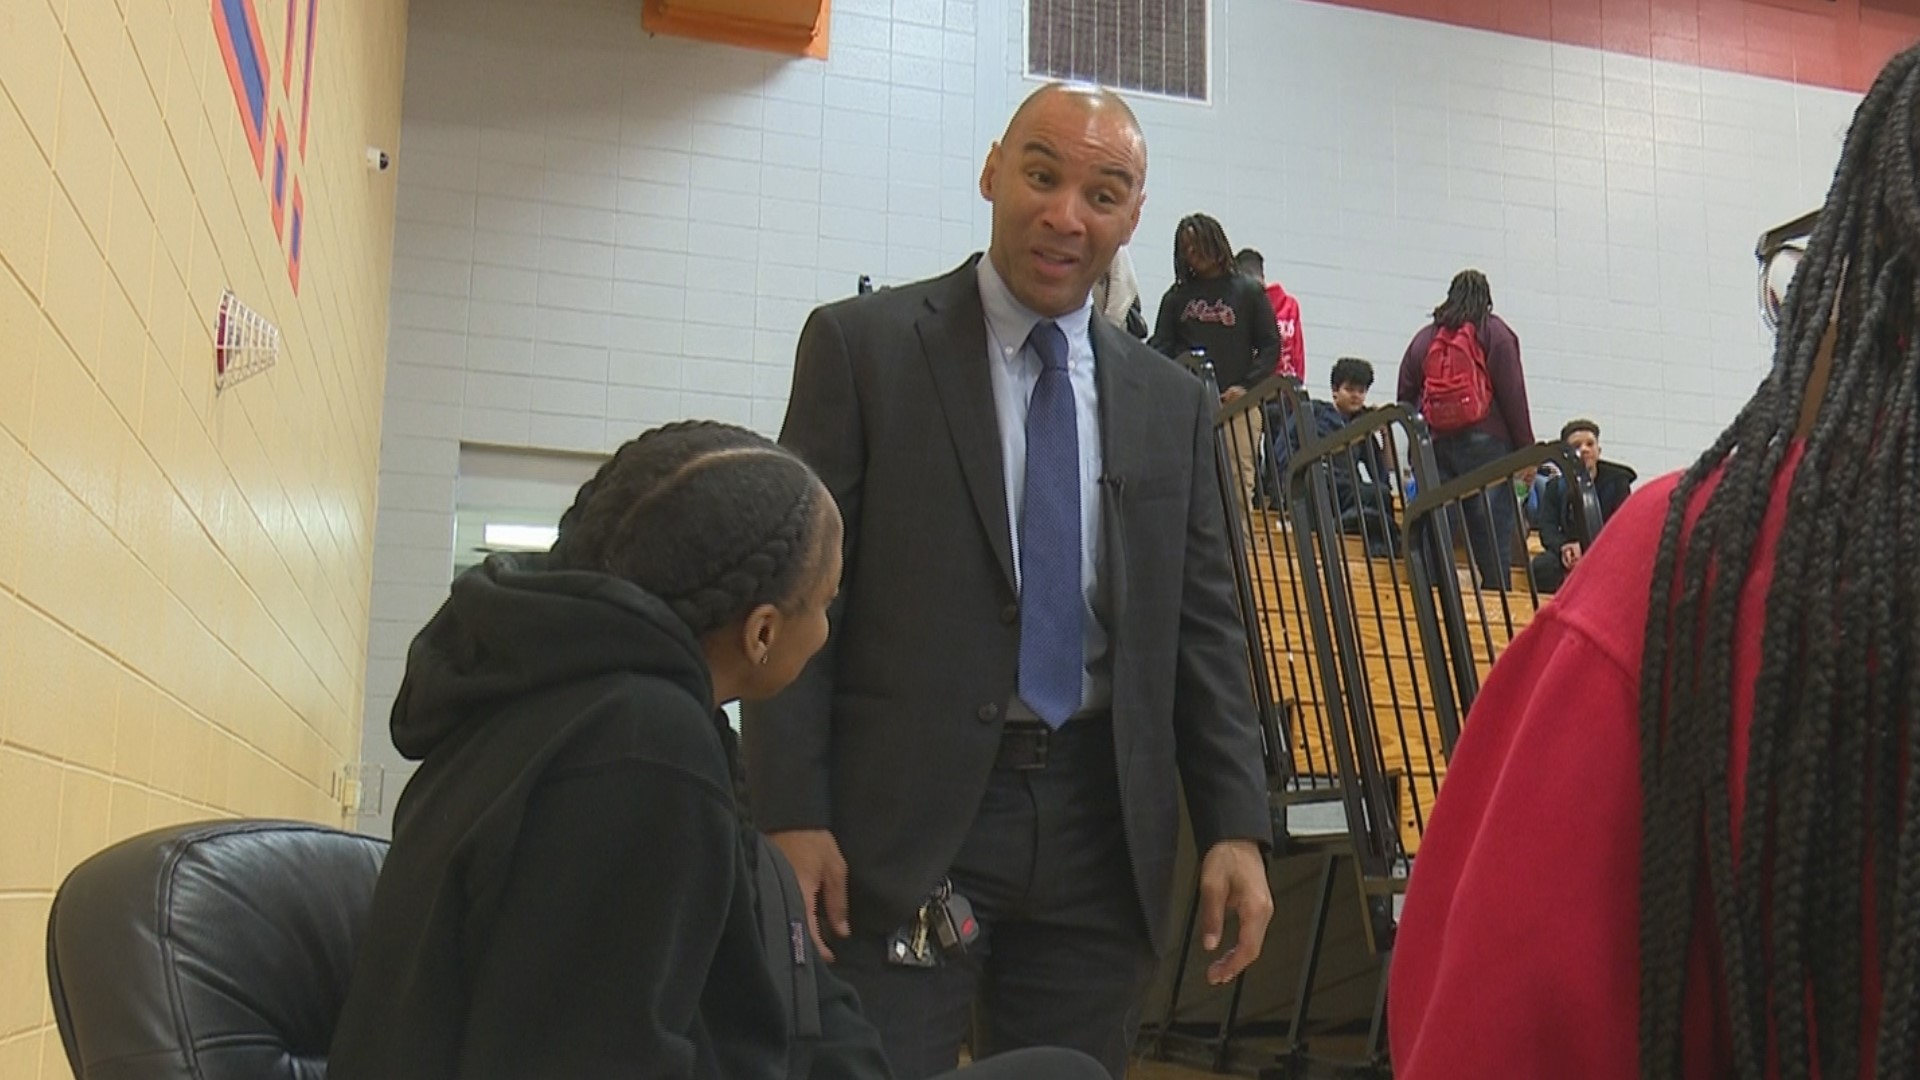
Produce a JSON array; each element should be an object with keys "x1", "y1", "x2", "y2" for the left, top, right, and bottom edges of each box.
[{"x1": 0, "y1": 0, "x2": 406, "y2": 1075}]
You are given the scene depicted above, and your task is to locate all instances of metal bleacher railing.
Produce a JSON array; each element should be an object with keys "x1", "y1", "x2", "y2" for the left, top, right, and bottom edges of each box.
[
  {"x1": 1146, "y1": 367, "x2": 1357, "y2": 1075},
  {"x1": 1143, "y1": 356, "x2": 1602, "y2": 1077}
]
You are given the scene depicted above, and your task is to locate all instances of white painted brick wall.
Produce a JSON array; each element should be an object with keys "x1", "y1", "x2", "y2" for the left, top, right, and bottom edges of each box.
[
  {"x1": 1055, "y1": 4, "x2": 1855, "y2": 475},
  {"x1": 360, "y1": 0, "x2": 1861, "y2": 833}
]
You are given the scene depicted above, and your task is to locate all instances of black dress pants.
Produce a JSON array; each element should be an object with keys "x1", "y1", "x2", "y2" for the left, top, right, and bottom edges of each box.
[{"x1": 834, "y1": 718, "x2": 1159, "y2": 1080}]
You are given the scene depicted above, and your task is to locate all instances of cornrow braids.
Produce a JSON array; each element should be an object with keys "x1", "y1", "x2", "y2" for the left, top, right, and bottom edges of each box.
[
  {"x1": 551, "y1": 420, "x2": 831, "y2": 871},
  {"x1": 552, "y1": 421, "x2": 827, "y2": 636},
  {"x1": 1432, "y1": 269, "x2": 1492, "y2": 331},
  {"x1": 1174, "y1": 213, "x2": 1235, "y2": 285},
  {"x1": 1636, "y1": 43, "x2": 1920, "y2": 1079}
]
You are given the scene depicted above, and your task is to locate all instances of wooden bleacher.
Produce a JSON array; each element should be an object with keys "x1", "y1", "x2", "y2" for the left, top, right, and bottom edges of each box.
[
  {"x1": 1147, "y1": 377, "x2": 1601, "y2": 1072},
  {"x1": 1241, "y1": 515, "x2": 1541, "y2": 854}
]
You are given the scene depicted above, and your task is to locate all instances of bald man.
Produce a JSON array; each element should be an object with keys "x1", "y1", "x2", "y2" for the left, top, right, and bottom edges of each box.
[{"x1": 743, "y1": 84, "x2": 1274, "y2": 1078}]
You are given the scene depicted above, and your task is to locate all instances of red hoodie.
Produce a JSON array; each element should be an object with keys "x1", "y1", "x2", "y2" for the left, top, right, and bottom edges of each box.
[
  {"x1": 1390, "y1": 446, "x2": 1886, "y2": 1078},
  {"x1": 1263, "y1": 281, "x2": 1305, "y2": 382}
]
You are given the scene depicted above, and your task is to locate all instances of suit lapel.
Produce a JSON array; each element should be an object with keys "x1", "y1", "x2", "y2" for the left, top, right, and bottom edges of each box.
[
  {"x1": 918, "y1": 260, "x2": 1018, "y2": 592},
  {"x1": 1092, "y1": 315, "x2": 1153, "y2": 499},
  {"x1": 1091, "y1": 315, "x2": 1155, "y2": 652}
]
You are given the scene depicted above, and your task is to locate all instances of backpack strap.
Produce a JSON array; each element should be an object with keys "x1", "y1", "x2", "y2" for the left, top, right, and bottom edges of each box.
[{"x1": 755, "y1": 837, "x2": 822, "y2": 1077}]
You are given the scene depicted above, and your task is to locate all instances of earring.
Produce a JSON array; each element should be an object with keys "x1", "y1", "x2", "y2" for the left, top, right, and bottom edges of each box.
[{"x1": 758, "y1": 652, "x2": 771, "y2": 666}]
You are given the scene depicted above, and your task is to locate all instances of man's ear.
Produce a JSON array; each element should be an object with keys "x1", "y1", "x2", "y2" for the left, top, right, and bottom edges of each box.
[{"x1": 979, "y1": 142, "x2": 1001, "y2": 201}]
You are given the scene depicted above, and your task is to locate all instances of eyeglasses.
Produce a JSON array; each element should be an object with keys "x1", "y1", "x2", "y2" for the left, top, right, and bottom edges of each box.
[{"x1": 1756, "y1": 209, "x2": 1820, "y2": 332}]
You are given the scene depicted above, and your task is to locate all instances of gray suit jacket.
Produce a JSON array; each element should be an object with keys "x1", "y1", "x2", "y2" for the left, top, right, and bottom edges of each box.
[{"x1": 742, "y1": 258, "x2": 1270, "y2": 954}]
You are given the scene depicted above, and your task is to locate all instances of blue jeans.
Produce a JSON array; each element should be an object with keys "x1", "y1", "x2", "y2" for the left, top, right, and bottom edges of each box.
[{"x1": 1431, "y1": 431, "x2": 1517, "y2": 589}]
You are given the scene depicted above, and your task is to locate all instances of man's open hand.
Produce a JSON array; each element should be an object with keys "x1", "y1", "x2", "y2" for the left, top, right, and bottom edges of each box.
[
  {"x1": 768, "y1": 829, "x2": 851, "y2": 962},
  {"x1": 1196, "y1": 839, "x2": 1272, "y2": 985}
]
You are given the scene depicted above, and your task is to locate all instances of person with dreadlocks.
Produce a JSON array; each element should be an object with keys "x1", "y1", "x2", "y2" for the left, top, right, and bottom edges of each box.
[
  {"x1": 1149, "y1": 213, "x2": 1282, "y2": 499},
  {"x1": 1148, "y1": 213, "x2": 1281, "y2": 399},
  {"x1": 328, "y1": 421, "x2": 1105, "y2": 1080},
  {"x1": 1388, "y1": 44, "x2": 1920, "y2": 1079},
  {"x1": 1396, "y1": 269, "x2": 1535, "y2": 589}
]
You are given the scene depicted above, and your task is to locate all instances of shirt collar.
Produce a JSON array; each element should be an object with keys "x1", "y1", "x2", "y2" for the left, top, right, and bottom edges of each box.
[{"x1": 976, "y1": 254, "x2": 1094, "y2": 360}]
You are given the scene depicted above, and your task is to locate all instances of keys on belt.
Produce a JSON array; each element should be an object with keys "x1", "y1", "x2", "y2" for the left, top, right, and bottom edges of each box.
[
  {"x1": 885, "y1": 878, "x2": 981, "y2": 968},
  {"x1": 995, "y1": 720, "x2": 1051, "y2": 770}
]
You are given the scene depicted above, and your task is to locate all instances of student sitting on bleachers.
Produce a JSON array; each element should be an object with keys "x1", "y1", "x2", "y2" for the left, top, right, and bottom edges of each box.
[
  {"x1": 1528, "y1": 418, "x2": 1636, "y2": 594},
  {"x1": 1268, "y1": 358, "x2": 1399, "y2": 555}
]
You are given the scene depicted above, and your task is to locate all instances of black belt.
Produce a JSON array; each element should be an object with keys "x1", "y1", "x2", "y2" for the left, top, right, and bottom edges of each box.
[
  {"x1": 995, "y1": 721, "x2": 1053, "y2": 771},
  {"x1": 994, "y1": 715, "x2": 1110, "y2": 771}
]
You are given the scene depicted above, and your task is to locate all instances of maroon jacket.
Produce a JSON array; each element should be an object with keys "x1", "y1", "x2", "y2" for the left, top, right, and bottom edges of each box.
[{"x1": 1396, "y1": 313, "x2": 1534, "y2": 449}]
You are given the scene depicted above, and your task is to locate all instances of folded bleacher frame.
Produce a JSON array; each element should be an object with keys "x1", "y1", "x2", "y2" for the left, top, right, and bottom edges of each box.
[{"x1": 1141, "y1": 362, "x2": 1602, "y2": 1078}]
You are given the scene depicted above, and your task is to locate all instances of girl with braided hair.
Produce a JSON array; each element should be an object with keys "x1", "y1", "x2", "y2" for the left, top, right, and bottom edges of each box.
[
  {"x1": 1390, "y1": 43, "x2": 1920, "y2": 1078},
  {"x1": 331, "y1": 421, "x2": 1102, "y2": 1080}
]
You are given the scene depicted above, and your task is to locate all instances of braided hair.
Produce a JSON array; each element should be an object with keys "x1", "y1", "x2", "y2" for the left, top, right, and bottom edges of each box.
[
  {"x1": 1432, "y1": 269, "x2": 1492, "y2": 331},
  {"x1": 551, "y1": 420, "x2": 832, "y2": 855},
  {"x1": 552, "y1": 420, "x2": 828, "y2": 636},
  {"x1": 1174, "y1": 213, "x2": 1235, "y2": 285},
  {"x1": 1636, "y1": 43, "x2": 1920, "y2": 1078}
]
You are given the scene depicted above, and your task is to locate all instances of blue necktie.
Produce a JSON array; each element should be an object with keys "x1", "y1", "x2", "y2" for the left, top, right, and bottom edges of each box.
[{"x1": 1018, "y1": 320, "x2": 1083, "y2": 729}]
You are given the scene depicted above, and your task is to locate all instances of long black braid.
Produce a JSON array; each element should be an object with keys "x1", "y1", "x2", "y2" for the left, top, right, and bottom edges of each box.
[
  {"x1": 551, "y1": 420, "x2": 832, "y2": 866},
  {"x1": 1174, "y1": 213, "x2": 1235, "y2": 284},
  {"x1": 1636, "y1": 44, "x2": 1920, "y2": 1078},
  {"x1": 1431, "y1": 269, "x2": 1492, "y2": 331}
]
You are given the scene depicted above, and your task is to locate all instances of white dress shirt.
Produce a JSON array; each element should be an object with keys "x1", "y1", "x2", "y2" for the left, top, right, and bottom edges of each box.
[{"x1": 976, "y1": 257, "x2": 1111, "y2": 717}]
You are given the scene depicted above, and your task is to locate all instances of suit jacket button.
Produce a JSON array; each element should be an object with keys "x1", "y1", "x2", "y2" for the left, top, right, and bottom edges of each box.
[
  {"x1": 999, "y1": 603, "x2": 1018, "y2": 625},
  {"x1": 976, "y1": 704, "x2": 1000, "y2": 723}
]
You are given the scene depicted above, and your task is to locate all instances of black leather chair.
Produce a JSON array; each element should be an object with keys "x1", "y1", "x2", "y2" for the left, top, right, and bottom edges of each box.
[{"x1": 46, "y1": 819, "x2": 388, "y2": 1080}]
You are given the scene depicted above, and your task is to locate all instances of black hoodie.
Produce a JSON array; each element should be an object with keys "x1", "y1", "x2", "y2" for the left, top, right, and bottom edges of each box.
[
  {"x1": 1536, "y1": 458, "x2": 1638, "y2": 552},
  {"x1": 328, "y1": 554, "x2": 889, "y2": 1080},
  {"x1": 1146, "y1": 272, "x2": 1281, "y2": 390}
]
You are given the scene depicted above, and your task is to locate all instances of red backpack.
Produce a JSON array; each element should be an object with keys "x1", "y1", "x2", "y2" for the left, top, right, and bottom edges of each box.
[{"x1": 1420, "y1": 322, "x2": 1494, "y2": 435}]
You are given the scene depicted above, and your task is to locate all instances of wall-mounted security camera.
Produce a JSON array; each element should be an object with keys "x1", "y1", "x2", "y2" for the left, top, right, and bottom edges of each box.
[{"x1": 366, "y1": 146, "x2": 392, "y2": 172}]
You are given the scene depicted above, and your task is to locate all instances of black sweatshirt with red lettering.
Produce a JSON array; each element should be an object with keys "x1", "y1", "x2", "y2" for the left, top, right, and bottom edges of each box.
[{"x1": 1147, "y1": 273, "x2": 1280, "y2": 390}]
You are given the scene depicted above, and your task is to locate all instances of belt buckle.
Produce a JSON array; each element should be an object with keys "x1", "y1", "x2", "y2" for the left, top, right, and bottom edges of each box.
[{"x1": 1004, "y1": 723, "x2": 1049, "y2": 771}]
